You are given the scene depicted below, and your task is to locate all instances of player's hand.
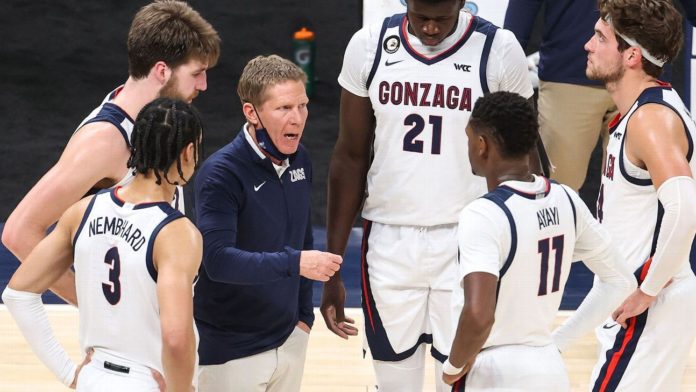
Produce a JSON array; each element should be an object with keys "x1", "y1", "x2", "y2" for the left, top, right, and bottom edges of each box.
[
  {"x1": 299, "y1": 250, "x2": 342, "y2": 282},
  {"x1": 320, "y1": 278, "x2": 358, "y2": 339},
  {"x1": 612, "y1": 288, "x2": 656, "y2": 328},
  {"x1": 70, "y1": 348, "x2": 94, "y2": 389},
  {"x1": 151, "y1": 368, "x2": 166, "y2": 391},
  {"x1": 442, "y1": 356, "x2": 476, "y2": 386}
]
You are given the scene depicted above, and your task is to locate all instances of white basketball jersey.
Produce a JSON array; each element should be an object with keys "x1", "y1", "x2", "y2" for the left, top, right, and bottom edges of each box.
[
  {"x1": 598, "y1": 85, "x2": 696, "y2": 274},
  {"x1": 73, "y1": 188, "x2": 184, "y2": 373},
  {"x1": 456, "y1": 178, "x2": 579, "y2": 348},
  {"x1": 362, "y1": 14, "x2": 501, "y2": 226},
  {"x1": 76, "y1": 87, "x2": 185, "y2": 213}
]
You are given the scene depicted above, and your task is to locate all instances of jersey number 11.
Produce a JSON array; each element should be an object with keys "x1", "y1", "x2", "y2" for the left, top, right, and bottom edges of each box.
[{"x1": 538, "y1": 236, "x2": 564, "y2": 296}]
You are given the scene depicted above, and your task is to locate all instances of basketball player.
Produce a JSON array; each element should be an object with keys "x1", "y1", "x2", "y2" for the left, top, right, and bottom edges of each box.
[
  {"x1": 2, "y1": 0, "x2": 220, "y2": 306},
  {"x1": 582, "y1": 0, "x2": 696, "y2": 390},
  {"x1": 442, "y1": 92, "x2": 635, "y2": 391},
  {"x1": 3, "y1": 98, "x2": 204, "y2": 391},
  {"x1": 320, "y1": 0, "x2": 533, "y2": 390}
]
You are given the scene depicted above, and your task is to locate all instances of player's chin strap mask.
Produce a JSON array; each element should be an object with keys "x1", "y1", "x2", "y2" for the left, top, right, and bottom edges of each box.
[
  {"x1": 252, "y1": 106, "x2": 291, "y2": 162},
  {"x1": 604, "y1": 16, "x2": 667, "y2": 67}
]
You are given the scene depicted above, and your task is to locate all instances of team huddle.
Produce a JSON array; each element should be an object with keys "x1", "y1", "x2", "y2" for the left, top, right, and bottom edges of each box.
[{"x1": 3, "y1": 0, "x2": 696, "y2": 391}]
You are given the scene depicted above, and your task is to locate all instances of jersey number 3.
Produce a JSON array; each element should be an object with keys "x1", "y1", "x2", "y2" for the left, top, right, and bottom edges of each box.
[
  {"x1": 538, "y1": 235, "x2": 564, "y2": 296},
  {"x1": 403, "y1": 114, "x2": 442, "y2": 154},
  {"x1": 102, "y1": 247, "x2": 121, "y2": 305}
]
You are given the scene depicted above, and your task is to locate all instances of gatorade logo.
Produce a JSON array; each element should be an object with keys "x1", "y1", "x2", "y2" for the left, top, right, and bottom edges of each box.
[{"x1": 295, "y1": 48, "x2": 311, "y2": 66}]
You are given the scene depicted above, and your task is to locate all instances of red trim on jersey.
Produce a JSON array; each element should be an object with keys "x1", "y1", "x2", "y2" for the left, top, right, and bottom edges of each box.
[
  {"x1": 113, "y1": 186, "x2": 125, "y2": 204},
  {"x1": 597, "y1": 258, "x2": 652, "y2": 391},
  {"x1": 401, "y1": 15, "x2": 474, "y2": 61},
  {"x1": 113, "y1": 85, "x2": 124, "y2": 98},
  {"x1": 453, "y1": 378, "x2": 463, "y2": 391},
  {"x1": 656, "y1": 80, "x2": 672, "y2": 88},
  {"x1": 598, "y1": 317, "x2": 637, "y2": 392},
  {"x1": 361, "y1": 220, "x2": 376, "y2": 332},
  {"x1": 608, "y1": 113, "x2": 622, "y2": 130}
]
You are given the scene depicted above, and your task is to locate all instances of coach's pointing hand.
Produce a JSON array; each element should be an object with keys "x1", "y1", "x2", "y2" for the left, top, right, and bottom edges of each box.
[{"x1": 300, "y1": 250, "x2": 342, "y2": 282}]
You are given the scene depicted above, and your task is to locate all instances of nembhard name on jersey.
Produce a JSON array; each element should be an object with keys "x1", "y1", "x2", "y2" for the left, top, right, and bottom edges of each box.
[
  {"x1": 537, "y1": 207, "x2": 560, "y2": 229},
  {"x1": 377, "y1": 81, "x2": 472, "y2": 111},
  {"x1": 88, "y1": 216, "x2": 147, "y2": 251}
]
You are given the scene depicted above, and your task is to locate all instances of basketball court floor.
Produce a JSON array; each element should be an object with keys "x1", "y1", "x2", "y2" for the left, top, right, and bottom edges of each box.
[{"x1": 2, "y1": 307, "x2": 695, "y2": 391}]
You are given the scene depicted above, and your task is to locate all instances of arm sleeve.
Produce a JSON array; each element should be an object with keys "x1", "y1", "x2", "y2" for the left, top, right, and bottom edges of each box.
[
  {"x1": 503, "y1": 0, "x2": 544, "y2": 49},
  {"x1": 457, "y1": 201, "x2": 510, "y2": 282},
  {"x1": 552, "y1": 187, "x2": 637, "y2": 352},
  {"x1": 298, "y1": 205, "x2": 315, "y2": 328},
  {"x1": 195, "y1": 165, "x2": 300, "y2": 285},
  {"x1": 2, "y1": 287, "x2": 78, "y2": 386},
  {"x1": 640, "y1": 176, "x2": 696, "y2": 295},
  {"x1": 487, "y1": 28, "x2": 534, "y2": 99},
  {"x1": 337, "y1": 27, "x2": 374, "y2": 97}
]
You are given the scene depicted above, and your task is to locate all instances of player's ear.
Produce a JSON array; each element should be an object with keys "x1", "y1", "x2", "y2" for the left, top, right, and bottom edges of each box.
[
  {"x1": 152, "y1": 61, "x2": 171, "y2": 86},
  {"x1": 181, "y1": 142, "x2": 195, "y2": 163},
  {"x1": 477, "y1": 134, "x2": 489, "y2": 158},
  {"x1": 625, "y1": 48, "x2": 641, "y2": 67}
]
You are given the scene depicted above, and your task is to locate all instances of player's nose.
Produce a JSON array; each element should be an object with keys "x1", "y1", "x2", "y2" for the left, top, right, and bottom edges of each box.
[
  {"x1": 422, "y1": 21, "x2": 440, "y2": 36},
  {"x1": 197, "y1": 71, "x2": 208, "y2": 92}
]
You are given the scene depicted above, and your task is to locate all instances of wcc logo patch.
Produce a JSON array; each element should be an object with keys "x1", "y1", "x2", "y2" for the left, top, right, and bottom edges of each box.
[{"x1": 290, "y1": 168, "x2": 306, "y2": 182}]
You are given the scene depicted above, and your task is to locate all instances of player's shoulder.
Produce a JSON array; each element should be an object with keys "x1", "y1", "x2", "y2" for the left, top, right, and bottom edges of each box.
[
  {"x1": 348, "y1": 20, "x2": 383, "y2": 49},
  {"x1": 550, "y1": 180, "x2": 575, "y2": 195},
  {"x1": 489, "y1": 25, "x2": 520, "y2": 49},
  {"x1": 63, "y1": 194, "x2": 98, "y2": 231},
  {"x1": 627, "y1": 103, "x2": 688, "y2": 148},
  {"x1": 157, "y1": 216, "x2": 202, "y2": 247},
  {"x1": 70, "y1": 120, "x2": 127, "y2": 150},
  {"x1": 458, "y1": 195, "x2": 508, "y2": 223},
  {"x1": 630, "y1": 102, "x2": 684, "y2": 129}
]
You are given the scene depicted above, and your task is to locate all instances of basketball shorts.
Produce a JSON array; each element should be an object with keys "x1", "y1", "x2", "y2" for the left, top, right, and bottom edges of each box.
[
  {"x1": 361, "y1": 220, "x2": 458, "y2": 362},
  {"x1": 76, "y1": 351, "x2": 161, "y2": 392},
  {"x1": 451, "y1": 344, "x2": 570, "y2": 391},
  {"x1": 590, "y1": 271, "x2": 696, "y2": 392}
]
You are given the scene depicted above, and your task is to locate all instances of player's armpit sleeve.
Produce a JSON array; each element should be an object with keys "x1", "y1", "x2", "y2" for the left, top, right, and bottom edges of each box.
[
  {"x1": 488, "y1": 29, "x2": 534, "y2": 99},
  {"x1": 2, "y1": 287, "x2": 77, "y2": 387},
  {"x1": 640, "y1": 176, "x2": 696, "y2": 296},
  {"x1": 195, "y1": 171, "x2": 300, "y2": 285},
  {"x1": 552, "y1": 194, "x2": 636, "y2": 352},
  {"x1": 337, "y1": 28, "x2": 372, "y2": 98},
  {"x1": 457, "y1": 201, "x2": 507, "y2": 281}
]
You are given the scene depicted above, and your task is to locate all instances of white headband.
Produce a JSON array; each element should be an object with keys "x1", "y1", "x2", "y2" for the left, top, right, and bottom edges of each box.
[{"x1": 605, "y1": 16, "x2": 667, "y2": 67}]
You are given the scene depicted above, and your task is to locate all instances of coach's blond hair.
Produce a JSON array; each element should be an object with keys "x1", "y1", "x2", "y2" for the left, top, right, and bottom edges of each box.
[
  {"x1": 237, "y1": 55, "x2": 308, "y2": 107},
  {"x1": 128, "y1": 0, "x2": 220, "y2": 78}
]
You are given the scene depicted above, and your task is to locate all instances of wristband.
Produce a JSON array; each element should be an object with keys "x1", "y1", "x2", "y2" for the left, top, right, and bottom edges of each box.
[{"x1": 442, "y1": 358, "x2": 465, "y2": 375}]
